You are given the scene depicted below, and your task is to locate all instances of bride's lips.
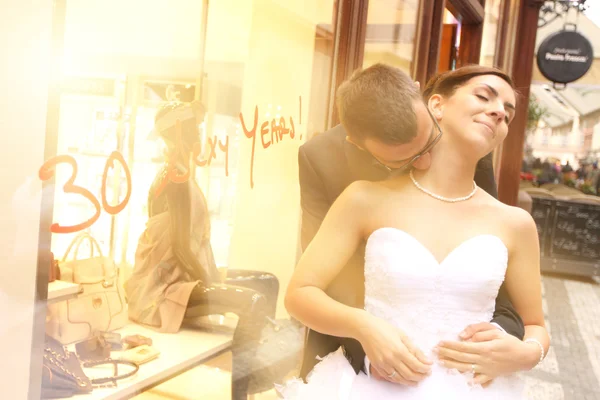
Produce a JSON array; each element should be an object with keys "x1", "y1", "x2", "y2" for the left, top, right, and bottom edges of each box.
[{"x1": 476, "y1": 121, "x2": 495, "y2": 137}]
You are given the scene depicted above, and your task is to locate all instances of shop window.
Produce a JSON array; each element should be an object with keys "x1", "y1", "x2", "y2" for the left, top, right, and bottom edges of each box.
[
  {"x1": 44, "y1": 0, "x2": 337, "y2": 320},
  {"x1": 362, "y1": 0, "x2": 422, "y2": 73}
]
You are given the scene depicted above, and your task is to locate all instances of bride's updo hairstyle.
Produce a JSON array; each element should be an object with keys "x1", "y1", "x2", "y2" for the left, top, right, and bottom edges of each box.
[{"x1": 422, "y1": 65, "x2": 516, "y2": 102}]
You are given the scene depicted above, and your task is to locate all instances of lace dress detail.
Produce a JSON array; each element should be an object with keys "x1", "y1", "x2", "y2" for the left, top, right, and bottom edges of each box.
[{"x1": 277, "y1": 227, "x2": 525, "y2": 399}]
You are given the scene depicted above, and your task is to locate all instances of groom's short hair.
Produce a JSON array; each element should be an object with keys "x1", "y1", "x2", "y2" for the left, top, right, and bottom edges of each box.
[{"x1": 336, "y1": 63, "x2": 421, "y2": 145}]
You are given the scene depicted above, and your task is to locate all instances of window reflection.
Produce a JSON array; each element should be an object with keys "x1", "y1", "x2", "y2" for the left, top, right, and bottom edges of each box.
[
  {"x1": 363, "y1": 0, "x2": 421, "y2": 73},
  {"x1": 48, "y1": 0, "x2": 337, "y2": 320}
]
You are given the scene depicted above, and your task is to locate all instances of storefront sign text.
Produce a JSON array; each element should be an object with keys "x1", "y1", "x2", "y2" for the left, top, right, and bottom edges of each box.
[
  {"x1": 239, "y1": 105, "x2": 299, "y2": 189},
  {"x1": 39, "y1": 97, "x2": 303, "y2": 233},
  {"x1": 38, "y1": 151, "x2": 132, "y2": 234}
]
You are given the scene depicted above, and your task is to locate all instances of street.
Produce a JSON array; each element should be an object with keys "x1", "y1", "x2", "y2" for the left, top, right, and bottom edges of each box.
[{"x1": 523, "y1": 274, "x2": 600, "y2": 399}]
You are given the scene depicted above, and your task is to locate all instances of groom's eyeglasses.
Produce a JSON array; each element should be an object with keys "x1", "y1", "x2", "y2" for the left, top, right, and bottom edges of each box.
[{"x1": 364, "y1": 108, "x2": 443, "y2": 173}]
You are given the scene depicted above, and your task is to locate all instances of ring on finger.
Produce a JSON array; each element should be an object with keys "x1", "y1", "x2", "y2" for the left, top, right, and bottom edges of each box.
[
  {"x1": 471, "y1": 364, "x2": 476, "y2": 375},
  {"x1": 388, "y1": 369, "x2": 398, "y2": 379}
]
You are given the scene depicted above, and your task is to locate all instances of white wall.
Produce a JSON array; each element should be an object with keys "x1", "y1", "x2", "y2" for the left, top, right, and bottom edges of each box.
[{"x1": 0, "y1": 0, "x2": 53, "y2": 397}]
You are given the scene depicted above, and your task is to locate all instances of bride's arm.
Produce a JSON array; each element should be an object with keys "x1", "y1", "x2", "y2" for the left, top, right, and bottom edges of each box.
[
  {"x1": 285, "y1": 181, "x2": 370, "y2": 339},
  {"x1": 286, "y1": 181, "x2": 432, "y2": 384},
  {"x1": 504, "y1": 207, "x2": 551, "y2": 367}
]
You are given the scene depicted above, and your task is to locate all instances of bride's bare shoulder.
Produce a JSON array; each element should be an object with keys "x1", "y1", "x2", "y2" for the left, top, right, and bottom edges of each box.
[
  {"x1": 341, "y1": 180, "x2": 382, "y2": 199},
  {"x1": 484, "y1": 197, "x2": 537, "y2": 241},
  {"x1": 484, "y1": 194, "x2": 533, "y2": 221},
  {"x1": 338, "y1": 180, "x2": 397, "y2": 209}
]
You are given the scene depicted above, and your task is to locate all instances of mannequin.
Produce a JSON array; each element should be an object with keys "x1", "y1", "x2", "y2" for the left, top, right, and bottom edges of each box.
[{"x1": 126, "y1": 101, "x2": 279, "y2": 399}]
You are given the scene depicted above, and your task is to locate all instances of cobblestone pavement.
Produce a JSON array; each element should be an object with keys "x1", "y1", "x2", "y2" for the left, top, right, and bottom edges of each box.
[{"x1": 521, "y1": 274, "x2": 600, "y2": 400}]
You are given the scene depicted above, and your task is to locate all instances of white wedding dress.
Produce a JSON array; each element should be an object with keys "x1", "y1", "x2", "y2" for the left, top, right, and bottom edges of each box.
[{"x1": 278, "y1": 227, "x2": 524, "y2": 399}]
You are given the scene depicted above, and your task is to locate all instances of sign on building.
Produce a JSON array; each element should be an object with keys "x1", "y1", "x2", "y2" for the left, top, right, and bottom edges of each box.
[{"x1": 537, "y1": 30, "x2": 593, "y2": 86}]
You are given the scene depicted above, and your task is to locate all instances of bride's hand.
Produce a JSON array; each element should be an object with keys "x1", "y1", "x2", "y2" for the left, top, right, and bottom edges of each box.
[
  {"x1": 435, "y1": 325, "x2": 541, "y2": 385},
  {"x1": 359, "y1": 313, "x2": 432, "y2": 385}
]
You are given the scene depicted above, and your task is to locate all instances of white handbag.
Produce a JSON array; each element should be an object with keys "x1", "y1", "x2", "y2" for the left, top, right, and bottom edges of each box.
[{"x1": 46, "y1": 233, "x2": 129, "y2": 344}]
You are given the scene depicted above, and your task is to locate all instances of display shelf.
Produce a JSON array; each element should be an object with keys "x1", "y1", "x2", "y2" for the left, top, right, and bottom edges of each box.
[
  {"x1": 47, "y1": 280, "x2": 81, "y2": 303},
  {"x1": 58, "y1": 323, "x2": 232, "y2": 400}
]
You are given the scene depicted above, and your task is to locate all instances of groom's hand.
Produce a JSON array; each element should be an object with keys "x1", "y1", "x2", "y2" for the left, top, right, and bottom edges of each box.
[{"x1": 459, "y1": 322, "x2": 502, "y2": 342}]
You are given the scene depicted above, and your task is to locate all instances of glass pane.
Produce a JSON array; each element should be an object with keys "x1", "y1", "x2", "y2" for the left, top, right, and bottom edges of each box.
[
  {"x1": 363, "y1": 0, "x2": 422, "y2": 73},
  {"x1": 202, "y1": 0, "x2": 337, "y2": 313},
  {"x1": 41, "y1": 0, "x2": 337, "y2": 395},
  {"x1": 480, "y1": 0, "x2": 502, "y2": 67},
  {"x1": 439, "y1": 8, "x2": 460, "y2": 73},
  {"x1": 50, "y1": 79, "x2": 127, "y2": 260},
  {"x1": 46, "y1": 0, "x2": 337, "y2": 321},
  {"x1": 49, "y1": 1, "x2": 337, "y2": 268}
]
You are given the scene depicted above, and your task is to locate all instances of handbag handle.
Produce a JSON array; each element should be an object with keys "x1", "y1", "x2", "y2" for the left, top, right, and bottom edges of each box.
[
  {"x1": 62, "y1": 232, "x2": 104, "y2": 262},
  {"x1": 82, "y1": 359, "x2": 139, "y2": 386}
]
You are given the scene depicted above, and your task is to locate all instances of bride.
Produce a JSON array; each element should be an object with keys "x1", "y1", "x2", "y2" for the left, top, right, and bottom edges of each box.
[{"x1": 279, "y1": 65, "x2": 549, "y2": 399}]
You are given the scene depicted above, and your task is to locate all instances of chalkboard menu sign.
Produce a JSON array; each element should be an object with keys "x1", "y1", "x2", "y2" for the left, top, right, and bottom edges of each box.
[
  {"x1": 531, "y1": 198, "x2": 554, "y2": 256},
  {"x1": 549, "y1": 202, "x2": 600, "y2": 262}
]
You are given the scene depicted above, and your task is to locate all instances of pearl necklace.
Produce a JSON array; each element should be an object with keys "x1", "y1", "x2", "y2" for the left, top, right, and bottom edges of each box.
[{"x1": 409, "y1": 170, "x2": 478, "y2": 203}]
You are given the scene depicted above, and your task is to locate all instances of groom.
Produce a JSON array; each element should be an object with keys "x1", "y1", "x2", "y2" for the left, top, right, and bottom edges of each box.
[{"x1": 298, "y1": 64, "x2": 525, "y2": 384}]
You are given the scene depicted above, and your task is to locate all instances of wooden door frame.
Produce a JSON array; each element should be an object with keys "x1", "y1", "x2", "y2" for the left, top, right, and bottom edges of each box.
[
  {"x1": 329, "y1": 0, "x2": 498, "y2": 125},
  {"x1": 451, "y1": 0, "x2": 486, "y2": 68},
  {"x1": 330, "y1": 0, "x2": 369, "y2": 126},
  {"x1": 447, "y1": 0, "x2": 485, "y2": 23},
  {"x1": 413, "y1": 0, "x2": 486, "y2": 85},
  {"x1": 497, "y1": 0, "x2": 546, "y2": 206},
  {"x1": 413, "y1": 0, "x2": 446, "y2": 85}
]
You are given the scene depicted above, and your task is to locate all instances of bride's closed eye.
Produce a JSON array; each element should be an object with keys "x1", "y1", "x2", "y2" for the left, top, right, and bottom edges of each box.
[{"x1": 475, "y1": 94, "x2": 511, "y2": 124}]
